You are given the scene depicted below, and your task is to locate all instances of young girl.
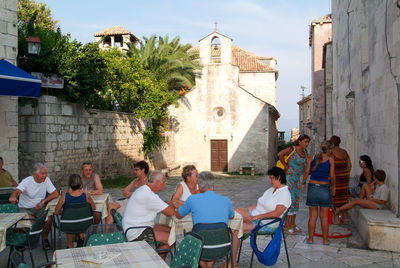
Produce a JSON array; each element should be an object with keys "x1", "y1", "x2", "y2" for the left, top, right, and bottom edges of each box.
[
  {"x1": 55, "y1": 174, "x2": 95, "y2": 248},
  {"x1": 302, "y1": 140, "x2": 336, "y2": 245}
]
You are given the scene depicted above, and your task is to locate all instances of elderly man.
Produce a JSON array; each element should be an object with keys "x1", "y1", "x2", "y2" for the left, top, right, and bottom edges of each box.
[
  {"x1": 9, "y1": 163, "x2": 59, "y2": 250},
  {"x1": 122, "y1": 170, "x2": 174, "y2": 249},
  {"x1": 176, "y1": 171, "x2": 237, "y2": 268},
  {"x1": 0, "y1": 156, "x2": 17, "y2": 187},
  {"x1": 105, "y1": 160, "x2": 149, "y2": 224},
  {"x1": 81, "y1": 161, "x2": 103, "y2": 223}
]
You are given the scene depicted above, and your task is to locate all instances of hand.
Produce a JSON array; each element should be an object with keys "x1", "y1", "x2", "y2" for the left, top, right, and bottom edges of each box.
[
  {"x1": 301, "y1": 183, "x2": 306, "y2": 192},
  {"x1": 306, "y1": 153, "x2": 313, "y2": 164},
  {"x1": 9, "y1": 197, "x2": 18, "y2": 203},
  {"x1": 331, "y1": 188, "x2": 336, "y2": 197},
  {"x1": 35, "y1": 200, "x2": 45, "y2": 210}
]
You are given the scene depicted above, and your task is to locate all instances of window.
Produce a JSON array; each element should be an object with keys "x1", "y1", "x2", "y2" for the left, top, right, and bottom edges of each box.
[{"x1": 211, "y1": 36, "x2": 221, "y2": 64}]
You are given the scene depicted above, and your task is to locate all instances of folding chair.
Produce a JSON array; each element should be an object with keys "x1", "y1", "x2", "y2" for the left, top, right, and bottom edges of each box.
[
  {"x1": 237, "y1": 212, "x2": 290, "y2": 268},
  {"x1": 169, "y1": 232, "x2": 204, "y2": 268},
  {"x1": 0, "y1": 203, "x2": 18, "y2": 213},
  {"x1": 6, "y1": 212, "x2": 49, "y2": 268},
  {"x1": 124, "y1": 225, "x2": 163, "y2": 249},
  {"x1": 110, "y1": 208, "x2": 123, "y2": 231},
  {"x1": 52, "y1": 202, "x2": 93, "y2": 249},
  {"x1": 10, "y1": 250, "x2": 55, "y2": 268},
  {"x1": 192, "y1": 222, "x2": 233, "y2": 268},
  {"x1": 85, "y1": 224, "x2": 126, "y2": 246}
]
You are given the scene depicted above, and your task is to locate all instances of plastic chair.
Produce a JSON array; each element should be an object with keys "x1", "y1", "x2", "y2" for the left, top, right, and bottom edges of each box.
[
  {"x1": 124, "y1": 225, "x2": 163, "y2": 248},
  {"x1": 86, "y1": 232, "x2": 126, "y2": 246},
  {"x1": 237, "y1": 212, "x2": 290, "y2": 268},
  {"x1": 6, "y1": 212, "x2": 49, "y2": 268},
  {"x1": 170, "y1": 232, "x2": 204, "y2": 268},
  {"x1": 110, "y1": 208, "x2": 123, "y2": 231},
  {"x1": 192, "y1": 222, "x2": 233, "y2": 268},
  {"x1": 52, "y1": 202, "x2": 93, "y2": 249},
  {"x1": 0, "y1": 203, "x2": 18, "y2": 213},
  {"x1": 10, "y1": 250, "x2": 55, "y2": 268}
]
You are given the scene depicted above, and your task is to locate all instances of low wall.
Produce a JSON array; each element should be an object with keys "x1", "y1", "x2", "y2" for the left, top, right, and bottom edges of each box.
[{"x1": 18, "y1": 95, "x2": 175, "y2": 188}]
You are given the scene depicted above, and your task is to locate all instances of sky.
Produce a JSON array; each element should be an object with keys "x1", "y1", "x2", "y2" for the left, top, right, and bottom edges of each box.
[{"x1": 41, "y1": 0, "x2": 331, "y2": 140}]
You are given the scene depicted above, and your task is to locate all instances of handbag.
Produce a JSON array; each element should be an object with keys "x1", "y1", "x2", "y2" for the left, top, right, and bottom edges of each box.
[
  {"x1": 250, "y1": 218, "x2": 283, "y2": 266},
  {"x1": 276, "y1": 146, "x2": 295, "y2": 170}
]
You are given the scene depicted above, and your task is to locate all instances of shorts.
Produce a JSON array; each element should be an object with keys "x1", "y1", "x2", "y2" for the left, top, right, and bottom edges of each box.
[
  {"x1": 132, "y1": 228, "x2": 153, "y2": 242},
  {"x1": 19, "y1": 206, "x2": 48, "y2": 219},
  {"x1": 306, "y1": 183, "x2": 332, "y2": 207}
]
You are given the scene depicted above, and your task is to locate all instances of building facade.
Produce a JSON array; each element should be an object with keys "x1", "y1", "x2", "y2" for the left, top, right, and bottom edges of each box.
[
  {"x1": 94, "y1": 26, "x2": 139, "y2": 52},
  {"x1": 0, "y1": 0, "x2": 18, "y2": 180},
  {"x1": 297, "y1": 94, "x2": 312, "y2": 140},
  {"x1": 168, "y1": 31, "x2": 279, "y2": 174},
  {"x1": 331, "y1": 0, "x2": 400, "y2": 214}
]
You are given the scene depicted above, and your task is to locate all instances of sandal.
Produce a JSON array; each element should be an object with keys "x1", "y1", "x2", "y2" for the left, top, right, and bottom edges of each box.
[
  {"x1": 284, "y1": 228, "x2": 296, "y2": 235},
  {"x1": 294, "y1": 225, "x2": 302, "y2": 232},
  {"x1": 43, "y1": 239, "x2": 51, "y2": 250},
  {"x1": 333, "y1": 215, "x2": 342, "y2": 225}
]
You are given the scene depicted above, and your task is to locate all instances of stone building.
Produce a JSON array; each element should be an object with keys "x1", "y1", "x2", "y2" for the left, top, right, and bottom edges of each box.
[
  {"x1": 297, "y1": 94, "x2": 312, "y2": 139},
  {"x1": 0, "y1": 0, "x2": 18, "y2": 180},
  {"x1": 309, "y1": 14, "x2": 332, "y2": 153},
  {"x1": 94, "y1": 26, "x2": 139, "y2": 52},
  {"x1": 330, "y1": 0, "x2": 400, "y2": 252},
  {"x1": 168, "y1": 31, "x2": 279, "y2": 174}
]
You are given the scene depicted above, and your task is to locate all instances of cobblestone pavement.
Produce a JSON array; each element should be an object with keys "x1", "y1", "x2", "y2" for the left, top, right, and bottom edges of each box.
[{"x1": 1, "y1": 174, "x2": 398, "y2": 267}]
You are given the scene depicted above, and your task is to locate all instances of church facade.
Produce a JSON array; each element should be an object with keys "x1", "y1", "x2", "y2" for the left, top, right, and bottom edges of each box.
[{"x1": 168, "y1": 31, "x2": 279, "y2": 174}]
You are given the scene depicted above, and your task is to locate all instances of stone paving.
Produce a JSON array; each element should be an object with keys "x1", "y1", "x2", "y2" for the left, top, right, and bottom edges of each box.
[{"x1": 1, "y1": 174, "x2": 399, "y2": 267}]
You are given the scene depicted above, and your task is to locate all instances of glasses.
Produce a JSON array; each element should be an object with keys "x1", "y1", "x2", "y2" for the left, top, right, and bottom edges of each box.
[{"x1": 359, "y1": 160, "x2": 365, "y2": 164}]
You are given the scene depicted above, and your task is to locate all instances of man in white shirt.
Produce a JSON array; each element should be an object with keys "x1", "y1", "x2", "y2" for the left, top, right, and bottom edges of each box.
[
  {"x1": 122, "y1": 170, "x2": 174, "y2": 249},
  {"x1": 9, "y1": 163, "x2": 59, "y2": 250}
]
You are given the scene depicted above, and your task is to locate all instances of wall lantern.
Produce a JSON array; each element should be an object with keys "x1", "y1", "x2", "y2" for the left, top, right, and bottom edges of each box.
[{"x1": 27, "y1": 36, "x2": 41, "y2": 55}]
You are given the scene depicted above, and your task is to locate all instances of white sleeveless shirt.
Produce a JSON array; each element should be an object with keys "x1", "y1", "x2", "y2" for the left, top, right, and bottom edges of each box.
[{"x1": 178, "y1": 181, "x2": 192, "y2": 201}]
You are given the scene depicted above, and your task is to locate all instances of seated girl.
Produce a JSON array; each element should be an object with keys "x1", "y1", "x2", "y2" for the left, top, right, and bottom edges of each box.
[
  {"x1": 334, "y1": 169, "x2": 389, "y2": 224},
  {"x1": 55, "y1": 174, "x2": 95, "y2": 248}
]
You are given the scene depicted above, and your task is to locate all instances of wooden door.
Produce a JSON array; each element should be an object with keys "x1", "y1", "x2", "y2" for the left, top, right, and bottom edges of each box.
[{"x1": 210, "y1": 139, "x2": 228, "y2": 172}]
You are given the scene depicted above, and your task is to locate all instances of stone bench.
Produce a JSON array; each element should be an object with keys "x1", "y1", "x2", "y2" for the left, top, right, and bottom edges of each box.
[
  {"x1": 239, "y1": 163, "x2": 255, "y2": 176},
  {"x1": 349, "y1": 205, "x2": 400, "y2": 252}
]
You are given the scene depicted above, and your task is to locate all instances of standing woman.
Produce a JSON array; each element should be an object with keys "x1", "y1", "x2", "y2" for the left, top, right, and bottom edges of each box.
[
  {"x1": 278, "y1": 134, "x2": 310, "y2": 234},
  {"x1": 302, "y1": 140, "x2": 336, "y2": 245},
  {"x1": 330, "y1": 136, "x2": 352, "y2": 224}
]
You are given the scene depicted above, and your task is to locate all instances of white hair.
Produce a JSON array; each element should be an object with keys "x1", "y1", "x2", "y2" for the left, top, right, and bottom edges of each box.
[
  {"x1": 33, "y1": 163, "x2": 46, "y2": 174},
  {"x1": 147, "y1": 170, "x2": 164, "y2": 183},
  {"x1": 197, "y1": 171, "x2": 215, "y2": 189}
]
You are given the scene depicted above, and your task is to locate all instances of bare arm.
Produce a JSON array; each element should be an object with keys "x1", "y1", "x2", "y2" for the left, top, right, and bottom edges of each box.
[
  {"x1": 278, "y1": 147, "x2": 293, "y2": 172},
  {"x1": 55, "y1": 193, "x2": 66, "y2": 215},
  {"x1": 11, "y1": 180, "x2": 18, "y2": 187},
  {"x1": 302, "y1": 154, "x2": 313, "y2": 184},
  {"x1": 36, "y1": 189, "x2": 59, "y2": 210},
  {"x1": 91, "y1": 174, "x2": 103, "y2": 195},
  {"x1": 161, "y1": 205, "x2": 175, "y2": 217},
  {"x1": 247, "y1": 203, "x2": 257, "y2": 210},
  {"x1": 251, "y1": 205, "x2": 286, "y2": 221},
  {"x1": 364, "y1": 168, "x2": 373, "y2": 185},
  {"x1": 9, "y1": 189, "x2": 22, "y2": 203},
  {"x1": 346, "y1": 152, "x2": 352, "y2": 172},
  {"x1": 329, "y1": 157, "x2": 336, "y2": 196},
  {"x1": 171, "y1": 184, "x2": 184, "y2": 208},
  {"x1": 122, "y1": 179, "x2": 136, "y2": 198},
  {"x1": 86, "y1": 193, "x2": 96, "y2": 211}
]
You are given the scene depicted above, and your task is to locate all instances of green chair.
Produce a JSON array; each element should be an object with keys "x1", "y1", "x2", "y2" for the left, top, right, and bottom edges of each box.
[
  {"x1": 10, "y1": 250, "x2": 55, "y2": 268},
  {"x1": 53, "y1": 202, "x2": 93, "y2": 249},
  {"x1": 6, "y1": 212, "x2": 49, "y2": 268},
  {"x1": 237, "y1": 212, "x2": 290, "y2": 268},
  {"x1": 170, "y1": 232, "x2": 204, "y2": 268},
  {"x1": 86, "y1": 232, "x2": 126, "y2": 246},
  {"x1": 110, "y1": 208, "x2": 123, "y2": 232},
  {"x1": 0, "y1": 203, "x2": 18, "y2": 213},
  {"x1": 124, "y1": 225, "x2": 163, "y2": 249},
  {"x1": 192, "y1": 222, "x2": 233, "y2": 268}
]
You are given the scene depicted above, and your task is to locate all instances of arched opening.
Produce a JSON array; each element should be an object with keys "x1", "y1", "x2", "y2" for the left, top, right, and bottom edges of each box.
[{"x1": 211, "y1": 36, "x2": 221, "y2": 64}]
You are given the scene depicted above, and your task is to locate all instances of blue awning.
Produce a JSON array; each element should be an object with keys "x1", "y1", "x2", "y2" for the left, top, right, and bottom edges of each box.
[{"x1": 0, "y1": 59, "x2": 41, "y2": 98}]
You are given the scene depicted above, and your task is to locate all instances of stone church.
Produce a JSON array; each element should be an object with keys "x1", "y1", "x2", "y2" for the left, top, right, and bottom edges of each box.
[{"x1": 168, "y1": 30, "x2": 279, "y2": 174}]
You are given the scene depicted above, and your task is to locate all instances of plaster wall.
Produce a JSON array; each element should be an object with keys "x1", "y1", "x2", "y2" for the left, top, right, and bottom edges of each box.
[
  {"x1": 311, "y1": 21, "x2": 332, "y2": 154},
  {"x1": 332, "y1": 0, "x2": 400, "y2": 213},
  {"x1": 239, "y1": 72, "x2": 276, "y2": 106},
  {"x1": 0, "y1": 0, "x2": 18, "y2": 180},
  {"x1": 18, "y1": 95, "x2": 174, "y2": 188}
]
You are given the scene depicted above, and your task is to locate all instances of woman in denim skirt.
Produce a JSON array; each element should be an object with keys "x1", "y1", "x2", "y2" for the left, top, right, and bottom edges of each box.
[{"x1": 302, "y1": 140, "x2": 336, "y2": 245}]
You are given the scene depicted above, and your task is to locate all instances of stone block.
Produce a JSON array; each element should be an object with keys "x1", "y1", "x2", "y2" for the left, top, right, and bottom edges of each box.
[
  {"x1": 19, "y1": 104, "x2": 34, "y2": 115},
  {"x1": 67, "y1": 141, "x2": 74, "y2": 150},
  {"x1": 5, "y1": 0, "x2": 17, "y2": 11},
  {"x1": 0, "y1": 32, "x2": 16, "y2": 47},
  {"x1": 7, "y1": 22, "x2": 17, "y2": 36},
  {"x1": 45, "y1": 152, "x2": 55, "y2": 162},
  {"x1": 29, "y1": 142, "x2": 44, "y2": 152},
  {"x1": 40, "y1": 116, "x2": 54, "y2": 124},
  {"x1": 46, "y1": 133, "x2": 57, "y2": 142},
  {"x1": 50, "y1": 104, "x2": 60, "y2": 115},
  {"x1": 9, "y1": 137, "x2": 17, "y2": 150},
  {"x1": 39, "y1": 103, "x2": 52, "y2": 115},
  {"x1": 43, "y1": 95, "x2": 57, "y2": 104},
  {"x1": 0, "y1": 46, "x2": 5, "y2": 58},
  {"x1": 6, "y1": 45, "x2": 16, "y2": 59},
  {"x1": 5, "y1": 111, "x2": 17, "y2": 126},
  {"x1": 31, "y1": 124, "x2": 45, "y2": 133},
  {"x1": 0, "y1": 21, "x2": 7, "y2": 34},
  {"x1": 62, "y1": 104, "x2": 73, "y2": 116},
  {"x1": 0, "y1": 10, "x2": 17, "y2": 24}
]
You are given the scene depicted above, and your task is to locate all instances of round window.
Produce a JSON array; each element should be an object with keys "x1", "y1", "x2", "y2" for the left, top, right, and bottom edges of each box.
[{"x1": 213, "y1": 107, "x2": 226, "y2": 121}]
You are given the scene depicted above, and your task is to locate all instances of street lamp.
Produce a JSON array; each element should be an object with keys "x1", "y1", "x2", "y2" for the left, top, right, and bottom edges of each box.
[{"x1": 27, "y1": 36, "x2": 41, "y2": 55}]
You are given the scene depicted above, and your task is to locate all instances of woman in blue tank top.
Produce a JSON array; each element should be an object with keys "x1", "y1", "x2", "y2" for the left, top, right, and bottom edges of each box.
[
  {"x1": 301, "y1": 140, "x2": 335, "y2": 245},
  {"x1": 55, "y1": 174, "x2": 95, "y2": 248}
]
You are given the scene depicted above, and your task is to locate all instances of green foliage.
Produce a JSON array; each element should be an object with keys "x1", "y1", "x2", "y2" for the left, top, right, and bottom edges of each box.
[
  {"x1": 101, "y1": 175, "x2": 133, "y2": 188},
  {"x1": 278, "y1": 141, "x2": 295, "y2": 152},
  {"x1": 142, "y1": 127, "x2": 163, "y2": 156},
  {"x1": 128, "y1": 35, "x2": 201, "y2": 91}
]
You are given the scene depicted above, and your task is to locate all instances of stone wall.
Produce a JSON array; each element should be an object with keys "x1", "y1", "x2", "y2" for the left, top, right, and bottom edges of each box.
[
  {"x1": 18, "y1": 95, "x2": 174, "y2": 187},
  {"x1": 0, "y1": 0, "x2": 18, "y2": 180},
  {"x1": 332, "y1": 0, "x2": 400, "y2": 213}
]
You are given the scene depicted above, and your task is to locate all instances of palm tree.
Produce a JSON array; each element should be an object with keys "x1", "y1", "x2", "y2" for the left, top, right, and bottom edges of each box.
[{"x1": 128, "y1": 35, "x2": 201, "y2": 91}]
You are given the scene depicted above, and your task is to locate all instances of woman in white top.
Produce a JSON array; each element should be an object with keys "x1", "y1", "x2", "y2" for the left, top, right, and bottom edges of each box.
[
  {"x1": 171, "y1": 165, "x2": 199, "y2": 208},
  {"x1": 236, "y1": 167, "x2": 292, "y2": 234}
]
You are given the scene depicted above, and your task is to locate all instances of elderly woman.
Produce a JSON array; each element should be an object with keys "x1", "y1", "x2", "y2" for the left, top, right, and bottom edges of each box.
[
  {"x1": 236, "y1": 167, "x2": 292, "y2": 235},
  {"x1": 171, "y1": 165, "x2": 199, "y2": 208}
]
